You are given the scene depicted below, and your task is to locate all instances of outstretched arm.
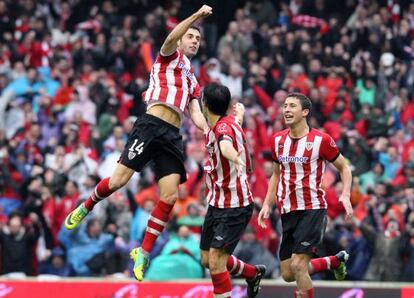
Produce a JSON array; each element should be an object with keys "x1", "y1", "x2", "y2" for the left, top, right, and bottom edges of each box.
[
  {"x1": 160, "y1": 5, "x2": 212, "y2": 56},
  {"x1": 332, "y1": 154, "x2": 353, "y2": 219}
]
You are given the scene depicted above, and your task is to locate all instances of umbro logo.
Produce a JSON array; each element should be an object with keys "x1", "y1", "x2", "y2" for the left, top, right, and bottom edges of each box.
[
  {"x1": 215, "y1": 236, "x2": 224, "y2": 241},
  {"x1": 300, "y1": 241, "x2": 311, "y2": 246}
]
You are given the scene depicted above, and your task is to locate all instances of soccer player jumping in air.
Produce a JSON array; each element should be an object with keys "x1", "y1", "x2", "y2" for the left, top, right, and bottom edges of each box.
[
  {"x1": 64, "y1": 5, "x2": 212, "y2": 281},
  {"x1": 258, "y1": 93, "x2": 354, "y2": 298},
  {"x1": 200, "y1": 83, "x2": 266, "y2": 298}
]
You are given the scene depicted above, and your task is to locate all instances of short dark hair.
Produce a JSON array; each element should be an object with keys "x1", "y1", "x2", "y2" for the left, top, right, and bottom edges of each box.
[
  {"x1": 286, "y1": 92, "x2": 312, "y2": 115},
  {"x1": 189, "y1": 26, "x2": 201, "y2": 33},
  {"x1": 203, "y1": 83, "x2": 231, "y2": 116}
]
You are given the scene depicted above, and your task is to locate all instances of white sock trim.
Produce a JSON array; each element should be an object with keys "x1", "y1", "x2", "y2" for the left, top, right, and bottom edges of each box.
[
  {"x1": 149, "y1": 216, "x2": 167, "y2": 227},
  {"x1": 237, "y1": 260, "x2": 245, "y2": 276},
  {"x1": 93, "y1": 188, "x2": 104, "y2": 200},
  {"x1": 214, "y1": 291, "x2": 232, "y2": 298},
  {"x1": 229, "y1": 256, "x2": 238, "y2": 274},
  {"x1": 324, "y1": 257, "x2": 331, "y2": 270},
  {"x1": 146, "y1": 227, "x2": 161, "y2": 236}
]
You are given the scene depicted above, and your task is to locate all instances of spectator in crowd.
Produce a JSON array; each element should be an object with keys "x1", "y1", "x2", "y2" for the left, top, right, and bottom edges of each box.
[
  {"x1": 400, "y1": 211, "x2": 414, "y2": 281},
  {"x1": 145, "y1": 225, "x2": 203, "y2": 280},
  {"x1": 58, "y1": 218, "x2": 114, "y2": 276},
  {"x1": 39, "y1": 246, "x2": 73, "y2": 277},
  {"x1": 0, "y1": 212, "x2": 40, "y2": 275}
]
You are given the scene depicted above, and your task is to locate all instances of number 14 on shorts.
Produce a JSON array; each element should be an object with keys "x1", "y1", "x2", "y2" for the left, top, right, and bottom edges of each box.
[{"x1": 128, "y1": 139, "x2": 144, "y2": 160}]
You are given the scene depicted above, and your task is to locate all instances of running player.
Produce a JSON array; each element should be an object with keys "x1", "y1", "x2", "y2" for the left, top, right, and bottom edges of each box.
[
  {"x1": 200, "y1": 83, "x2": 266, "y2": 298},
  {"x1": 64, "y1": 5, "x2": 213, "y2": 281},
  {"x1": 258, "y1": 93, "x2": 354, "y2": 298}
]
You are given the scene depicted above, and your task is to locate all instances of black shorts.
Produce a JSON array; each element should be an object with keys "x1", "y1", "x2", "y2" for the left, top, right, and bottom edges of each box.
[
  {"x1": 119, "y1": 114, "x2": 186, "y2": 183},
  {"x1": 200, "y1": 204, "x2": 253, "y2": 255},
  {"x1": 279, "y1": 209, "x2": 327, "y2": 261}
]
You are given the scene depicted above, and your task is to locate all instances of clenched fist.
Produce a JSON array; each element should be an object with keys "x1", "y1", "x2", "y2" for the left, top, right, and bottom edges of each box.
[{"x1": 195, "y1": 5, "x2": 213, "y2": 18}]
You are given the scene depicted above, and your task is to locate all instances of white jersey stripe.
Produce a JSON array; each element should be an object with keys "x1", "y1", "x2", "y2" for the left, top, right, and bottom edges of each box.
[
  {"x1": 274, "y1": 136, "x2": 284, "y2": 200},
  {"x1": 179, "y1": 58, "x2": 191, "y2": 111},
  {"x1": 165, "y1": 56, "x2": 179, "y2": 105},
  {"x1": 282, "y1": 137, "x2": 292, "y2": 213},
  {"x1": 310, "y1": 136, "x2": 322, "y2": 209},
  {"x1": 294, "y1": 138, "x2": 307, "y2": 209},
  {"x1": 151, "y1": 63, "x2": 161, "y2": 100}
]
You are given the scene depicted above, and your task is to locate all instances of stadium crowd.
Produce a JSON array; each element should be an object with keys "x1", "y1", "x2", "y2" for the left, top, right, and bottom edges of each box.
[{"x1": 0, "y1": 0, "x2": 414, "y2": 282}]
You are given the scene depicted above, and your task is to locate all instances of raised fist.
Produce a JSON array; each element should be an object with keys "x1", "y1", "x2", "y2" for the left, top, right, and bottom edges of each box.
[{"x1": 195, "y1": 5, "x2": 213, "y2": 18}]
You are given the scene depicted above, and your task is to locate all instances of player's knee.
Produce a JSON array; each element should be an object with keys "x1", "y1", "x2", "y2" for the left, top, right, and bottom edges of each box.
[
  {"x1": 209, "y1": 259, "x2": 223, "y2": 274},
  {"x1": 281, "y1": 271, "x2": 295, "y2": 283},
  {"x1": 290, "y1": 259, "x2": 307, "y2": 276},
  {"x1": 160, "y1": 190, "x2": 178, "y2": 204},
  {"x1": 208, "y1": 251, "x2": 227, "y2": 274}
]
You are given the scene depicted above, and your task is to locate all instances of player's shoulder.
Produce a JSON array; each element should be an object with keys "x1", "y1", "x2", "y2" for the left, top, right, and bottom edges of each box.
[
  {"x1": 271, "y1": 129, "x2": 289, "y2": 139},
  {"x1": 214, "y1": 115, "x2": 235, "y2": 132},
  {"x1": 310, "y1": 128, "x2": 334, "y2": 140}
]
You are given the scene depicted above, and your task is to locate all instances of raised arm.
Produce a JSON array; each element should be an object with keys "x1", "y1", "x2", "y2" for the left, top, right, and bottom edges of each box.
[
  {"x1": 189, "y1": 99, "x2": 209, "y2": 133},
  {"x1": 258, "y1": 163, "x2": 280, "y2": 228},
  {"x1": 232, "y1": 103, "x2": 245, "y2": 126},
  {"x1": 332, "y1": 154, "x2": 354, "y2": 219},
  {"x1": 160, "y1": 5, "x2": 212, "y2": 56}
]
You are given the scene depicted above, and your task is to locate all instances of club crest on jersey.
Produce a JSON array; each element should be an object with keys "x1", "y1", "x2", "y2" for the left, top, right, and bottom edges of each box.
[
  {"x1": 128, "y1": 151, "x2": 136, "y2": 160},
  {"x1": 305, "y1": 142, "x2": 313, "y2": 151},
  {"x1": 217, "y1": 123, "x2": 228, "y2": 133}
]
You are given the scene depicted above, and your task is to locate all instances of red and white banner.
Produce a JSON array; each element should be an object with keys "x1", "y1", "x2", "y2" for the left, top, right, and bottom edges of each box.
[
  {"x1": 0, "y1": 280, "x2": 410, "y2": 298},
  {"x1": 0, "y1": 280, "x2": 250, "y2": 298}
]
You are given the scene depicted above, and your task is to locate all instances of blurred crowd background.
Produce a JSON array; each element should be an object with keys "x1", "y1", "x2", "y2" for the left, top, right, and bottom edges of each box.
[{"x1": 1, "y1": 0, "x2": 414, "y2": 282}]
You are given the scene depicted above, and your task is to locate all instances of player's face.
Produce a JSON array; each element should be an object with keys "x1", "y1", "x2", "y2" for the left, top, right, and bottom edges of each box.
[
  {"x1": 282, "y1": 97, "x2": 308, "y2": 126},
  {"x1": 178, "y1": 28, "x2": 201, "y2": 58}
]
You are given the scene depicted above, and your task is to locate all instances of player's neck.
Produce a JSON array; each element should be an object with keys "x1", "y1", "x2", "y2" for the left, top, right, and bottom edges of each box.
[
  {"x1": 208, "y1": 114, "x2": 221, "y2": 127},
  {"x1": 289, "y1": 121, "x2": 310, "y2": 139}
]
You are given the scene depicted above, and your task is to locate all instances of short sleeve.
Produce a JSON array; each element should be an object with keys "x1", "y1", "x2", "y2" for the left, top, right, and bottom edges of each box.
[
  {"x1": 191, "y1": 81, "x2": 201, "y2": 99},
  {"x1": 214, "y1": 122, "x2": 235, "y2": 143},
  {"x1": 271, "y1": 135, "x2": 279, "y2": 163},
  {"x1": 320, "y1": 133, "x2": 340, "y2": 162},
  {"x1": 158, "y1": 50, "x2": 179, "y2": 63}
]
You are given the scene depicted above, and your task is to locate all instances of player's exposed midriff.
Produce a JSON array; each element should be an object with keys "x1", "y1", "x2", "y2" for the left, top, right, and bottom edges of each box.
[{"x1": 146, "y1": 103, "x2": 181, "y2": 128}]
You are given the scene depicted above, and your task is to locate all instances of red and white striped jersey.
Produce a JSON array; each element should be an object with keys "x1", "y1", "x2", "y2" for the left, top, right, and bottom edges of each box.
[
  {"x1": 143, "y1": 50, "x2": 200, "y2": 117},
  {"x1": 271, "y1": 128, "x2": 340, "y2": 214},
  {"x1": 204, "y1": 115, "x2": 253, "y2": 208}
]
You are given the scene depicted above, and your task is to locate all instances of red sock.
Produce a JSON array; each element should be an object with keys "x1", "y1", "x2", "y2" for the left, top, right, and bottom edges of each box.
[
  {"x1": 310, "y1": 256, "x2": 341, "y2": 274},
  {"x1": 227, "y1": 255, "x2": 256, "y2": 280},
  {"x1": 84, "y1": 178, "x2": 113, "y2": 211},
  {"x1": 295, "y1": 288, "x2": 314, "y2": 298},
  {"x1": 211, "y1": 271, "x2": 232, "y2": 297},
  {"x1": 141, "y1": 200, "x2": 174, "y2": 253},
  {"x1": 306, "y1": 288, "x2": 314, "y2": 298}
]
